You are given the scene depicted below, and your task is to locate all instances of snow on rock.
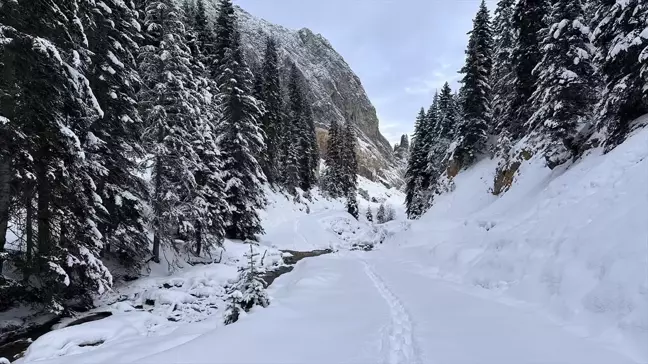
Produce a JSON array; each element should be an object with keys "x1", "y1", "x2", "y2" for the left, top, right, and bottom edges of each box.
[{"x1": 388, "y1": 124, "x2": 648, "y2": 362}]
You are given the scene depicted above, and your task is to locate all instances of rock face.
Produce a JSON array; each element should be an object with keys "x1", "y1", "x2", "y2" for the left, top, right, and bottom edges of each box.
[
  {"x1": 235, "y1": 8, "x2": 401, "y2": 186},
  {"x1": 196, "y1": 1, "x2": 402, "y2": 186}
]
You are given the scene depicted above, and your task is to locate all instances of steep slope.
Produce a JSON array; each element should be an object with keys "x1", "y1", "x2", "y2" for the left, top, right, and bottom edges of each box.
[
  {"x1": 194, "y1": 1, "x2": 401, "y2": 186},
  {"x1": 393, "y1": 121, "x2": 648, "y2": 362}
]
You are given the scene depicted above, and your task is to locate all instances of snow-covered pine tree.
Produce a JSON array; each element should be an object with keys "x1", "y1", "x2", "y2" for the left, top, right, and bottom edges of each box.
[
  {"x1": 376, "y1": 203, "x2": 386, "y2": 224},
  {"x1": 192, "y1": 117, "x2": 228, "y2": 256},
  {"x1": 423, "y1": 93, "x2": 442, "y2": 186},
  {"x1": 186, "y1": 0, "x2": 230, "y2": 256},
  {"x1": 223, "y1": 243, "x2": 270, "y2": 325},
  {"x1": 139, "y1": 0, "x2": 201, "y2": 262},
  {"x1": 528, "y1": 0, "x2": 596, "y2": 168},
  {"x1": 0, "y1": 0, "x2": 113, "y2": 311},
  {"x1": 346, "y1": 189, "x2": 359, "y2": 220},
  {"x1": 82, "y1": 0, "x2": 150, "y2": 268},
  {"x1": 302, "y1": 95, "x2": 320, "y2": 189},
  {"x1": 259, "y1": 37, "x2": 282, "y2": 184},
  {"x1": 323, "y1": 119, "x2": 343, "y2": 197},
  {"x1": 455, "y1": 0, "x2": 493, "y2": 167},
  {"x1": 215, "y1": 26, "x2": 267, "y2": 241},
  {"x1": 366, "y1": 207, "x2": 374, "y2": 223},
  {"x1": 430, "y1": 83, "x2": 458, "y2": 168},
  {"x1": 194, "y1": 0, "x2": 215, "y2": 68},
  {"x1": 341, "y1": 121, "x2": 359, "y2": 219},
  {"x1": 213, "y1": 0, "x2": 236, "y2": 75},
  {"x1": 286, "y1": 63, "x2": 304, "y2": 192},
  {"x1": 182, "y1": 0, "x2": 196, "y2": 27},
  {"x1": 341, "y1": 121, "x2": 359, "y2": 194},
  {"x1": 278, "y1": 99, "x2": 300, "y2": 194},
  {"x1": 509, "y1": 0, "x2": 549, "y2": 139},
  {"x1": 592, "y1": 0, "x2": 648, "y2": 149},
  {"x1": 288, "y1": 64, "x2": 318, "y2": 191},
  {"x1": 405, "y1": 108, "x2": 431, "y2": 219},
  {"x1": 491, "y1": 0, "x2": 517, "y2": 145}
]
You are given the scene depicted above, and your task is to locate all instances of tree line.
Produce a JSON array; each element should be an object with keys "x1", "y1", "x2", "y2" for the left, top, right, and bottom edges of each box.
[
  {"x1": 406, "y1": 0, "x2": 648, "y2": 219},
  {"x1": 0, "y1": 0, "x2": 357, "y2": 313}
]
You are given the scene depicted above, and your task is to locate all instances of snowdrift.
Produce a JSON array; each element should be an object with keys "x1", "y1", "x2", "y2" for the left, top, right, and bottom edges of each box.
[{"x1": 391, "y1": 125, "x2": 648, "y2": 362}]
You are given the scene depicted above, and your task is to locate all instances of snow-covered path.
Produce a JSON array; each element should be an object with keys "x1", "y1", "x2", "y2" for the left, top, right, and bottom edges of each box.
[{"x1": 136, "y1": 251, "x2": 636, "y2": 364}]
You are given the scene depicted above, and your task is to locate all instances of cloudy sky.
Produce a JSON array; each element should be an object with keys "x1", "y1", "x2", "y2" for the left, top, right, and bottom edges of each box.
[{"x1": 235, "y1": 0, "x2": 496, "y2": 145}]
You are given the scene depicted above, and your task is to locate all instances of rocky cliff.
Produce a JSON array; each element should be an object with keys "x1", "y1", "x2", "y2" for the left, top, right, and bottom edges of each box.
[{"x1": 198, "y1": 1, "x2": 403, "y2": 187}]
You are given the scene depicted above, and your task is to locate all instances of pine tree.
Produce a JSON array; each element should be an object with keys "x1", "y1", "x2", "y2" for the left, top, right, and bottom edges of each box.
[
  {"x1": 429, "y1": 83, "x2": 458, "y2": 170},
  {"x1": 593, "y1": 0, "x2": 648, "y2": 149},
  {"x1": 346, "y1": 189, "x2": 359, "y2": 219},
  {"x1": 323, "y1": 119, "x2": 343, "y2": 197},
  {"x1": 437, "y1": 83, "x2": 458, "y2": 141},
  {"x1": 213, "y1": 0, "x2": 236, "y2": 76},
  {"x1": 139, "y1": 0, "x2": 202, "y2": 262},
  {"x1": 192, "y1": 103, "x2": 228, "y2": 256},
  {"x1": 259, "y1": 37, "x2": 282, "y2": 184},
  {"x1": 82, "y1": 0, "x2": 150, "y2": 268},
  {"x1": 0, "y1": 0, "x2": 113, "y2": 310},
  {"x1": 491, "y1": 0, "x2": 517, "y2": 141},
  {"x1": 194, "y1": 0, "x2": 215, "y2": 68},
  {"x1": 341, "y1": 121, "x2": 359, "y2": 195},
  {"x1": 302, "y1": 97, "x2": 320, "y2": 187},
  {"x1": 288, "y1": 65, "x2": 318, "y2": 191},
  {"x1": 340, "y1": 121, "x2": 359, "y2": 219},
  {"x1": 456, "y1": 0, "x2": 493, "y2": 166},
  {"x1": 182, "y1": 0, "x2": 196, "y2": 28},
  {"x1": 509, "y1": 0, "x2": 549, "y2": 139},
  {"x1": 528, "y1": 0, "x2": 596, "y2": 168},
  {"x1": 223, "y1": 243, "x2": 269, "y2": 325},
  {"x1": 366, "y1": 207, "x2": 374, "y2": 223},
  {"x1": 376, "y1": 203, "x2": 386, "y2": 224},
  {"x1": 215, "y1": 26, "x2": 266, "y2": 241},
  {"x1": 404, "y1": 108, "x2": 431, "y2": 219}
]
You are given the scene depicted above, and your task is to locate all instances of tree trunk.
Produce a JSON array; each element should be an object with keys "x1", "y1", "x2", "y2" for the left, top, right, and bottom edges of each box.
[
  {"x1": 0, "y1": 156, "x2": 11, "y2": 274},
  {"x1": 195, "y1": 220, "x2": 202, "y2": 257},
  {"x1": 24, "y1": 183, "x2": 34, "y2": 281},
  {"x1": 151, "y1": 153, "x2": 163, "y2": 264},
  {"x1": 35, "y1": 158, "x2": 51, "y2": 258}
]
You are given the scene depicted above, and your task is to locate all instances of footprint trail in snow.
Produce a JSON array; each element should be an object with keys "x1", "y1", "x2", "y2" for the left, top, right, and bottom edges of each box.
[{"x1": 362, "y1": 260, "x2": 421, "y2": 364}]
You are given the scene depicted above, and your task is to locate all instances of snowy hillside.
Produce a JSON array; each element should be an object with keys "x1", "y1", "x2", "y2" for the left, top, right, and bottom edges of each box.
[{"x1": 391, "y1": 124, "x2": 648, "y2": 362}]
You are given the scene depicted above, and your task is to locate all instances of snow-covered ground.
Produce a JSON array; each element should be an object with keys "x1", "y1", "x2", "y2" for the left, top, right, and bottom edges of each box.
[
  {"x1": 19, "y1": 251, "x2": 637, "y2": 364},
  {"x1": 7, "y1": 128, "x2": 647, "y2": 364},
  {"x1": 392, "y1": 125, "x2": 648, "y2": 362}
]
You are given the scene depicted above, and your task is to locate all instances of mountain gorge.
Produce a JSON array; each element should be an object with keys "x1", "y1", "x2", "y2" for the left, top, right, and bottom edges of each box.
[{"x1": 197, "y1": 1, "x2": 402, "y2": 186}]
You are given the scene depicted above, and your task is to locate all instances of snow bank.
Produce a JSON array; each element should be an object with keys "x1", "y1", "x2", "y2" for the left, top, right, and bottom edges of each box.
[{"x1": 390, "y1": 126, "x2": 648, "y2": 362}]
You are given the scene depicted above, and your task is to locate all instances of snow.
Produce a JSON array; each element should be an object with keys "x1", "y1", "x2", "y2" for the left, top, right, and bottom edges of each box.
[
  {"x1": 48, "y1": 262, "x2": 70, "y2": 286},
  {"x1": 391, "y1": 125, "x2": 648, "y2": 362},
  {"x1": 259, "y1": 179, "x2": 403, "y2": 251},
  {"x1": 25, "y1": 250, "x2": 637, "y2": 364},
  {"x1": 20, "y1": 313, "x2": 166, "y2": 362},
  {"x1": 12, "y1": 126, "x2": 647, "y2": 364}
]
